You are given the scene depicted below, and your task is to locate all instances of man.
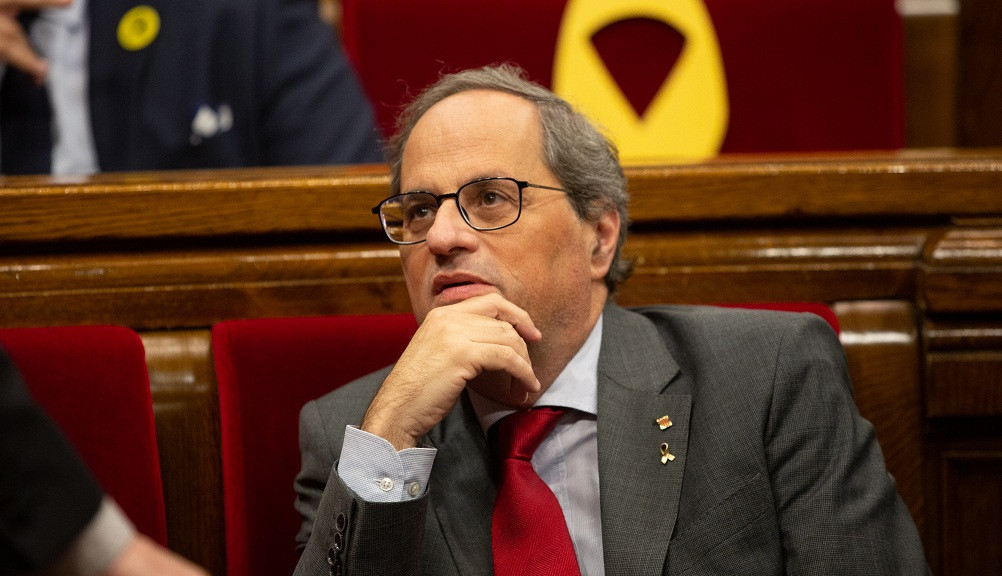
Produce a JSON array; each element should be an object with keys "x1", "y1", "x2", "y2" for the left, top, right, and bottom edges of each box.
[
  {"x1": 0, "y1": 347, "x2": 208, "y2": 575},
  {"x1": 293, "y1": 65, "x2": 930, "y2": 575},
  {"x1": 0, "y1": 0, "x2": 381, "y2": 175}
]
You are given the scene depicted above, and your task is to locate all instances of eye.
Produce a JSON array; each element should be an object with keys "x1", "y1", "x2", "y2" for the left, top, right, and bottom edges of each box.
[
  {"x1": 401, "y1": 195, "x2": 437, "y2": 223},
  {"x1": 481, "y1": 190, "x2": 502, "y2": 206},
  {"x1": 406, "y1": 205, "x2": 429, "y2": 220},
  {"x1": 465, "y1": 181, "x2": 518, "y2": 209}
]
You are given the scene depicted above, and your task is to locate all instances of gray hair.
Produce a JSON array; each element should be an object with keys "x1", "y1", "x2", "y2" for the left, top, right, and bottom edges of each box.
[{"x1": 385, "y1": 64, "x2": 632, "y2": 293}]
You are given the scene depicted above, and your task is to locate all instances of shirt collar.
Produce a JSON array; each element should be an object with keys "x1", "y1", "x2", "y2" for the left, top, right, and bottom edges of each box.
[{"x1": 469, "y1": 314, "x2": 602, "y2": 433}]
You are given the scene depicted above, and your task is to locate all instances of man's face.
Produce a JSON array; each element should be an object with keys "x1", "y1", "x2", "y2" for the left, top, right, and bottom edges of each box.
[{"x1": 398, "y1": 90, "x2": 616, "y2": 359}]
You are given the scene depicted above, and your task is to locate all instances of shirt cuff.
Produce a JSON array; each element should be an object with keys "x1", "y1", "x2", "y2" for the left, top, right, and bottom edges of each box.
[
  {"x1": 337, "y1": 425, "x2": 437, "y2": 503},
  {"x1": 43, "y1": 497, "x2": 136, "y2": 576}
]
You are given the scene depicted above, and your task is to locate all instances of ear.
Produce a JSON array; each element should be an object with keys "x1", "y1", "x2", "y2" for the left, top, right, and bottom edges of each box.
[{"x1": 590, "y1": 208, "x2": 620, "y2": 280}]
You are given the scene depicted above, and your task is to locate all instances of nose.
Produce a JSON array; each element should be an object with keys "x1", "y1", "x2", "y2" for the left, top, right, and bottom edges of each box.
[{"x1": 424, "y1": 198, "x2": 478, "y2": 254}]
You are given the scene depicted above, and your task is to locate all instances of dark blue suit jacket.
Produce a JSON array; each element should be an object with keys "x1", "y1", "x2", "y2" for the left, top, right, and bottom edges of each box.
[{"x1": 85, "y1": 0, "x2": 382, "y2": 171}]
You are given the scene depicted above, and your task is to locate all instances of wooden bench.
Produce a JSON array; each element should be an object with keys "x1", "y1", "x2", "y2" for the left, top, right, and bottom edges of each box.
[{"x1": 2, "y1": 150, "x2": 1000, "y2": 575}]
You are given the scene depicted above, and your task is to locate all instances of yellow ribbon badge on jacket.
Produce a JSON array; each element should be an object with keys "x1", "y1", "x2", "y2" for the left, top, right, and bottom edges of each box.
[
  {"x1": 553, "y1": 0, "x2": 729, "y2": 164},
  {"x1": 118, "y1": 5, "x2": 161, "y2": 51}
]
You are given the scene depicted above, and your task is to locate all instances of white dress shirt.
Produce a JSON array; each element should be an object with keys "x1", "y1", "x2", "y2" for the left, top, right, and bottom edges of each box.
[{"x1": 338, "y1": 317, "x2": 605, "y2": 575}]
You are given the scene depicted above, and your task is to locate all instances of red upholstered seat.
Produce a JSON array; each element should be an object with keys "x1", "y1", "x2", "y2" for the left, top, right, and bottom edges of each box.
[
  {"x1": 0, "y1": 325, "x2": 168, "y2": 546},
  {"x1": 211, "y1": 314, "x2": 418, "y2": 576},
  {"x1": 719, "y1": 302, "x2": 841, "y2": 334},
  {"x1": 342, "y1": 0, "x2": 903, "y2": 153}
]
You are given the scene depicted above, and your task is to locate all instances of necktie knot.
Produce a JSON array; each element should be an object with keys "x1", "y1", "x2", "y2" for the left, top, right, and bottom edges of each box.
[{"x1": 495, "y1": 407, "x2": 566, "y2": 462}]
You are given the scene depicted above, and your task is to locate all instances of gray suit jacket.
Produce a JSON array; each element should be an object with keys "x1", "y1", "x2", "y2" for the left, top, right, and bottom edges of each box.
[{"x1": 294, "y1": 303, "x2": 930, "y2": 575}]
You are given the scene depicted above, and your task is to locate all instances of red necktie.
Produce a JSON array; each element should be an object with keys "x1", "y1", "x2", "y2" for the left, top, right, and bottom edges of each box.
[{"x1": 492, "y1": 407, "x2": 581, "y2": 576}]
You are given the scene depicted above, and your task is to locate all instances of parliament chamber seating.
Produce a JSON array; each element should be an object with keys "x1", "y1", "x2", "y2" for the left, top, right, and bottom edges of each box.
[
  {"x1": 211, "y1": 314, "x2": 417, "y2": 576},
  {"x1": 0, "y1": 325, "x2": 169, "y2": 547},
  {"x1": 341, "y1": 0, "x2": 904, "y2": 156},
  {"x1": 1, "y1": 150, "x2": 1000, "y2": 575}
]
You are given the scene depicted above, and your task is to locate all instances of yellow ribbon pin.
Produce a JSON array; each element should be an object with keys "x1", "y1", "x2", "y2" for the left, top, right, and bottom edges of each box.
[{"x1": 118, "y1": 6, "x2": 160, "y2": 51}]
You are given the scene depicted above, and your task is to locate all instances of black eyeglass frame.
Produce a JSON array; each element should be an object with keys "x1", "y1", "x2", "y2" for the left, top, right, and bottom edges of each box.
[{"x1": 370, "y1": 177, "x2": 567, "y2": 245}]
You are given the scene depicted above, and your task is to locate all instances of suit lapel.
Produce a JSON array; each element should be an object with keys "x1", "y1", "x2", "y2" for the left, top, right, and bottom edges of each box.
[
  {"x1": 597, "y1": 304, "x2": 692, "y2": 576},
  {"x1": 425, "y1": 393, "x2": 495, "y2": 575}
]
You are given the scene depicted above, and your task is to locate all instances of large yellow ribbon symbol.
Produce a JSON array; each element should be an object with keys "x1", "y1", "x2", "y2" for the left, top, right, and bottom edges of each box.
[{"x1": 553, "y1": 0, "x2": 729, "y2": 163}]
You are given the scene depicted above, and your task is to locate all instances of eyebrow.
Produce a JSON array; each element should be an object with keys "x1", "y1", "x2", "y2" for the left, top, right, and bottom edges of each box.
[{"x1": 402, "y1": 174, "x2": 512, "y2": 195}]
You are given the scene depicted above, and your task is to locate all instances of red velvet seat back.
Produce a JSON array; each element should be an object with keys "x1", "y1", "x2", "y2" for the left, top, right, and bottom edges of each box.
[
  {"x1": 0, "y1": 325, "x2": 168, "y2": 546},
  {"x1": 342, "y1": 0, "x2": 903, "y2": 153},
  {"x1": 720, "y1": 302, "x2": 840, "y2": 334},
  {"x1": 211, "y1": 314, "x2": 418, "y2": 576}
]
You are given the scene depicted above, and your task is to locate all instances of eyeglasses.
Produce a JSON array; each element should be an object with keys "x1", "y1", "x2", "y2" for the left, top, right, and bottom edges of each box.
[{"x1": 371, "y1": 177, "x2": 567, "y2": 245}]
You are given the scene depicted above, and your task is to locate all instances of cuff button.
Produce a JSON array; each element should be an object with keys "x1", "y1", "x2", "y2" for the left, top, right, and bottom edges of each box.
[{"x1": 333, "y1": 531, "x2": 344, "y2": 552}]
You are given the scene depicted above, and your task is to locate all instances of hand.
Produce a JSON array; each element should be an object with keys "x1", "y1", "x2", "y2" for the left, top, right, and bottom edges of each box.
[
  {"x1": 104, "y1": 534, "x2": 209, "y2": 576},
  {"x1": 362, "y1": 293, "x2": 543, "y2": 450},
  {"x1": 0, "y1": 0, "x2": 71, "y2": 84}
]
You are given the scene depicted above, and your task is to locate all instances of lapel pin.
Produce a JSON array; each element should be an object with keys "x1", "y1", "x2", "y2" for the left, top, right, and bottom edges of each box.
[
  {"x1": 660, "y1": 442, "x2": 675, "y2": 464},
  {"x1": 117, "y1": 5, "x2": 161, "y2": 52},
  {"x1": 655, "y1": 415, "x2": 673, "y2": 430}
]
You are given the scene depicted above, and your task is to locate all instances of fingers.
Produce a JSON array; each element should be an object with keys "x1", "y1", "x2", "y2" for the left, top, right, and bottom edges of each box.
[
  {"x1": 0, "y1": 11, "x2": 47, "y2": 83},
  {"x1": 470, "y1": 368, "x2": 540, "y2": 410},
  {"x1": 105, "y1": 534, "x2": 210, "y2": 576},
  {"x1": 465, "y1": 339, "x2": 540, "y2": 396},
  {"x1": 453, "y1": 292, "x2": 542, "y2": 343},
  {"x1": 421, "y1": 297, "x2": 541, "y2": 392},
  {"x1": 361, "y1": 294, "x2": 541, "y2": 449},
  {"x1": 0, "y1": 0, "x2": 72, "y2": 11}
]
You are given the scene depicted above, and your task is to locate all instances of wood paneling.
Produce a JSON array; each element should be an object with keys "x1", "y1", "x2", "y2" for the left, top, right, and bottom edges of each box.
[
  {"x1": 625, "y1": 155, "x2": 1002, "y2": 222},
  {"x1": 924, "y1": 225, "x2": 1002, "y2": 422},
  {"x1": 0, "y1": 165, "x2": 391, "y2": 242},
  {"x1": 620, "y1": 229, "x2": 924, "y2": 305},
  {"x1": 939, "y1": 452, "x2": 1002, "y2": 575},
  {"x1": 927, "y1": 352, "x2": 1002, "y2": 417},
  {"x1": 143, "y1": 331, "x2": 225, "y2": 575},
  {"x1": 904, "y1": 12, "x2": 958, "y2": 147},
  {"x1": 3, "y1": 151, "x2": 1002, "y2": 246},
  {"x1": 924, "y1": 227, "x2": 1002, "y2": 313},
  {"x1": 959, "y1": 0, "x2": 1002, "y2": 146},
  {"x1": 833, "y1": 301, "x2": 926, "y2": 538},
  {"x1": 0, "y1": 244, "x2": 409, "y2": 329}
]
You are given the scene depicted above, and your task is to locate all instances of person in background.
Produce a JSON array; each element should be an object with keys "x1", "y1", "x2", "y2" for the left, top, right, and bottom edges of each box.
[
  {"x1": 0, "y1": 347, "x2": 208, "y2": 575},
  {"x1": 0, "y1": 0, "x2": 381, "y2": 175},
  {"x1": 292, "y1": 64, "x2": 931, "y2": 575}
]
